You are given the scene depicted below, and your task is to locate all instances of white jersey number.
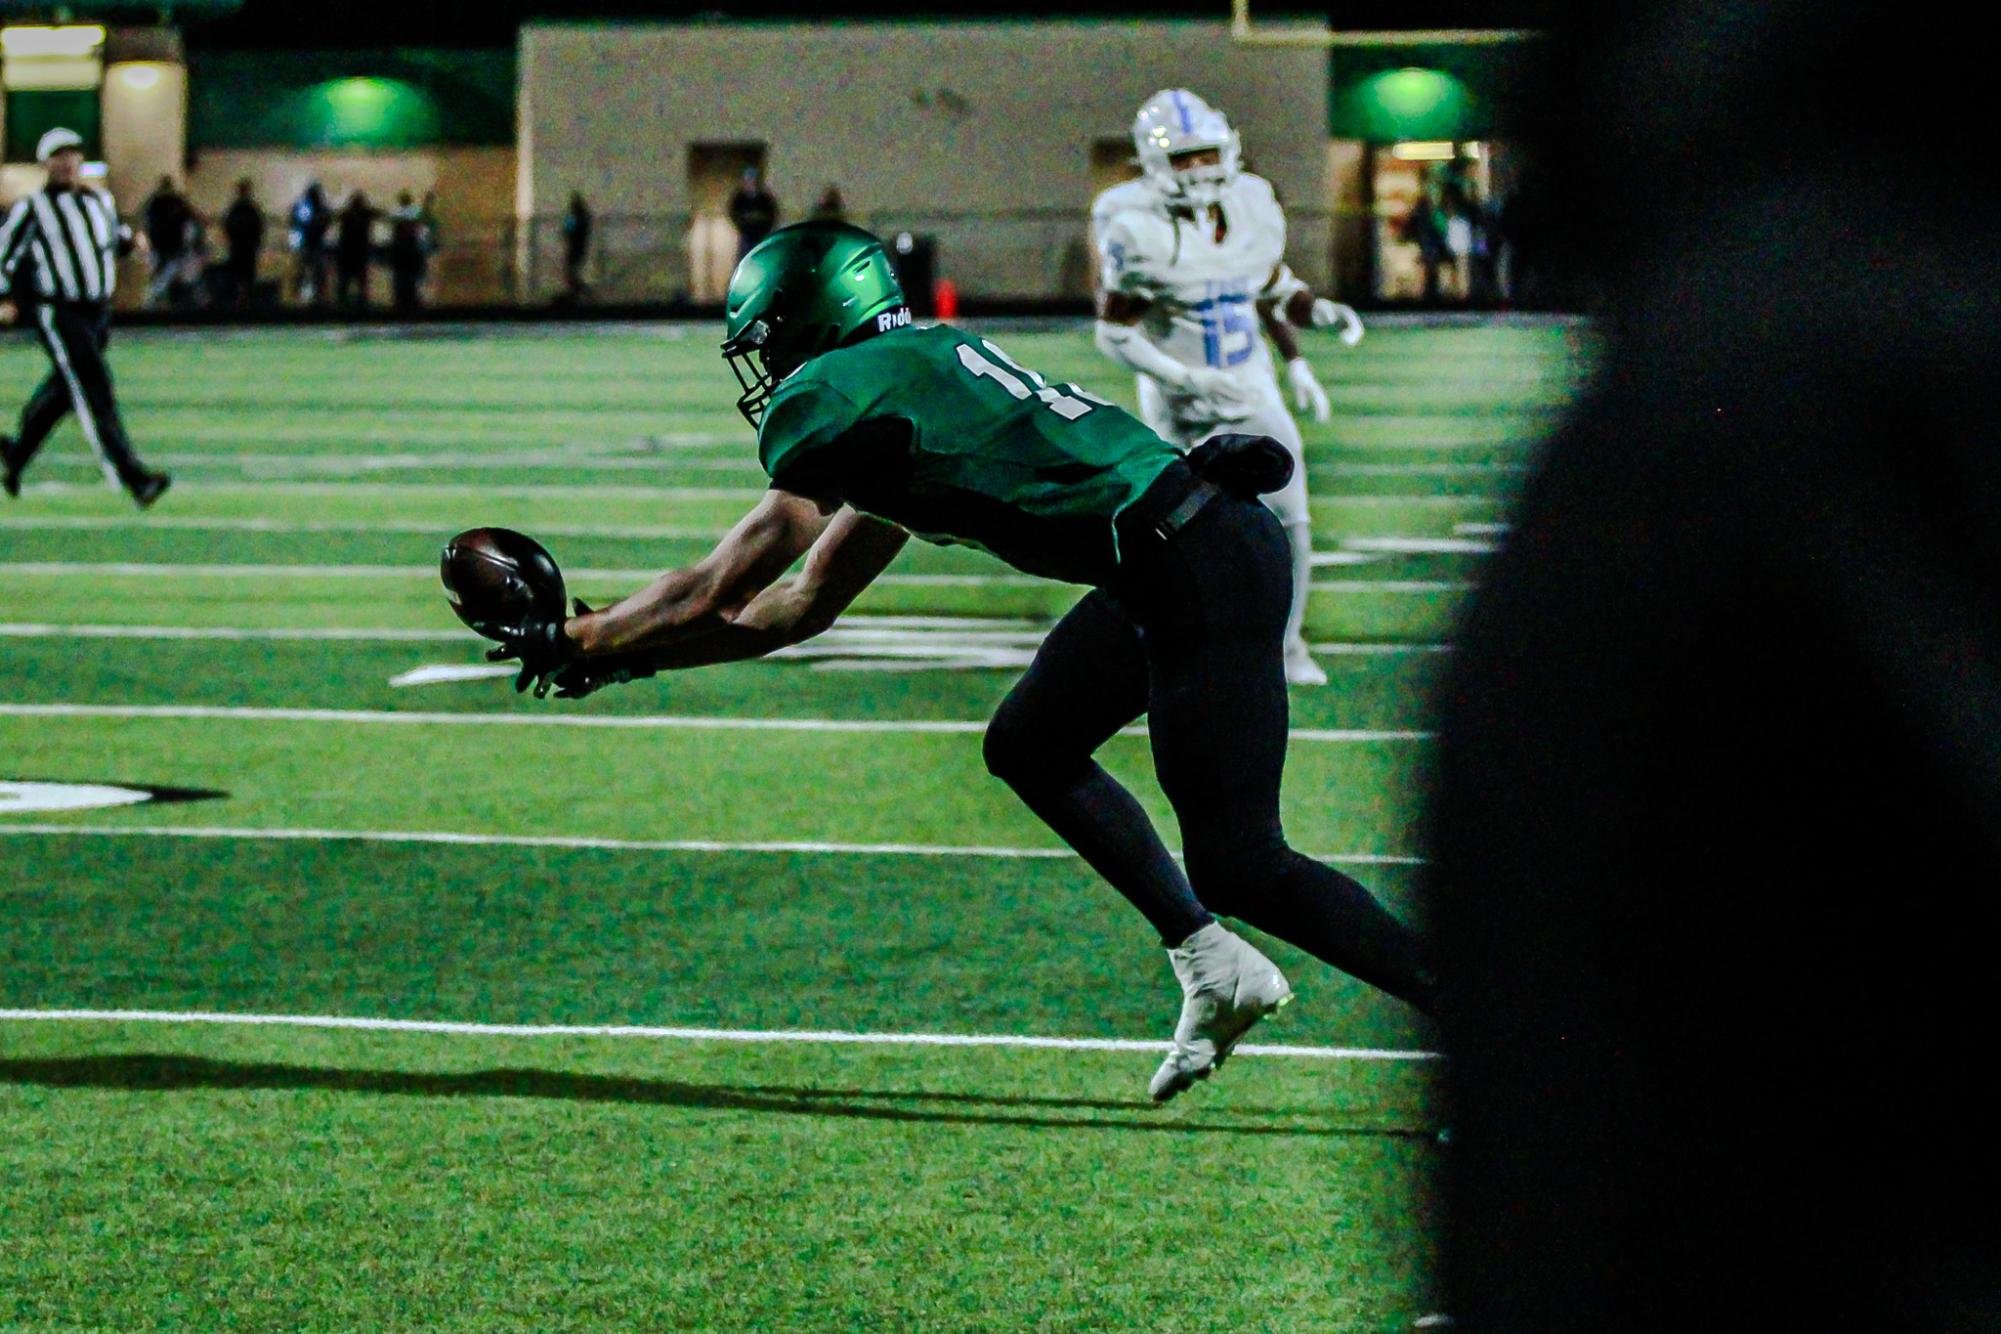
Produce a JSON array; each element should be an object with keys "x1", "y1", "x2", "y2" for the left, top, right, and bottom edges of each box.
[{"x1": 956, "y1": 340, "x2": 1113, "y2": 421}]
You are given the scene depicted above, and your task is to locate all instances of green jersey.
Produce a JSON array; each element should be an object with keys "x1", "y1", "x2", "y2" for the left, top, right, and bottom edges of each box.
[{"x1": 756, "y1": 323, "x2": 1181, "y2": 585}]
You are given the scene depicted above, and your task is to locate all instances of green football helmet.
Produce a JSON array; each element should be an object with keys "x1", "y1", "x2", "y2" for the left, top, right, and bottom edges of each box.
[{"x1": 722, "y1": 221, "x2": 907, "y2": 426}]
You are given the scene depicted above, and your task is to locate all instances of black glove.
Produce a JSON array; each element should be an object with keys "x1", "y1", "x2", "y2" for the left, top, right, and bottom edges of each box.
[
  {"x1": 485, "y1": 598, "x2": 587, "y2": 697},
  {"x1": 1185, "y1": 433, "x2": 1295, "y2": 499},
  {"x1": 548, "y1": 652, "x2": 660, "y2": 700}
]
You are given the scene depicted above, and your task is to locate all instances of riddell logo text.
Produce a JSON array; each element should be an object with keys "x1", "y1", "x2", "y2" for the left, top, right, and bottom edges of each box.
[{"x1": 877, "y1": 308, "x2": 913, "y2": 333}]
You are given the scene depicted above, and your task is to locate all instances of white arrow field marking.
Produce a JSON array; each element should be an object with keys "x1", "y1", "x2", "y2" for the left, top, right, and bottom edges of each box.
[
  {"x1": 0, "y1": 781, "x2": 154, "y2": 814},
  {"x1": 389, "y1": 664, "x2": 521, "y2": 688}
]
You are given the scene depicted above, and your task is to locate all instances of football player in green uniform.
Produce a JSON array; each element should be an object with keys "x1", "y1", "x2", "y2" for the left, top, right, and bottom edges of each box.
[{"x1": 494, "y1": 221, "x2": 1436, "y2": 1100}]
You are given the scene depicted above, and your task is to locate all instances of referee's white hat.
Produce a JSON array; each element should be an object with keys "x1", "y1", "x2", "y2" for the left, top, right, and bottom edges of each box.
[{"x1": 35, "y1": 127, "x2": 84, "y2": 163}]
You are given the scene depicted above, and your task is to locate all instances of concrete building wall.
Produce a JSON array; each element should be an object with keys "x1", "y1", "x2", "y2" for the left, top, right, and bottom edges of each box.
[{"x1": 518, "y1": 21, "x2": 1331, "y2": 302}]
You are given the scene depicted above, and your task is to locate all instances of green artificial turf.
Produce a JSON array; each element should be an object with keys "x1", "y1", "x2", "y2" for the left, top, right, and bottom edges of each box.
[{"x1": 0, "y1": 316, "x2": 1586, "y2": 1331}]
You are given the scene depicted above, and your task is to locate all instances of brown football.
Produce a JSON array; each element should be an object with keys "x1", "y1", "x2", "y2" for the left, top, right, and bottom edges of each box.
[{"x1": 440, "y1": 528, "x2": 566, "y2": 641}]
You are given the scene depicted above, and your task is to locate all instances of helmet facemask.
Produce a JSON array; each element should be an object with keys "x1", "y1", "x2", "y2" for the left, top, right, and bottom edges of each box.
[
  {"x1": 1133, "y1": 89, "x2": 1243, "y2": 211},
  {"x1": 722, "y1": 316, "x2": 784, "y2": 427},
  {"x1": 1166, "y1": 139, "x2": 1240, "y2": 209}
]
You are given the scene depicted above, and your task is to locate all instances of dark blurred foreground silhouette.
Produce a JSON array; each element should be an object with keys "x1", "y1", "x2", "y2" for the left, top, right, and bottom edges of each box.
[{"x1": 1430, "y1": 3, "x2": 2001, "y2": 1329}]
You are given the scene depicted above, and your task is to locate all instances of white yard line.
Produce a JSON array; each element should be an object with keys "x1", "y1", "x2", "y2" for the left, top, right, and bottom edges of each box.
[
  {"x1": 0, "y1": 562, "x2": 1475, "y2": 594},
  {"x1": 1316, "y1": 463, "x2": 1528, "y2": 476},
  {"x1": 0, "y1": 702, "x2": 1434, "y2": 743},
  {"x1": 8, "y1": 481, "x2": 766, "y2": 500},
  {"x1": 10, "y1": 480, "x2": 1504, "y2": 505},
  {"x1": 0, "y1": 622, "x2": 1446, "y2": 654},
  {"x1": 1313, "y1": 579, "x2": 1474, "y2": 593},
  {"x1": 0, "y1": 623, "x2": 472, "y2": 642},
  {"x1": 1341, "y1": 537, "x2": 1499, "y2": 555},
  {"x1": 0, "y1": 821, "x2": 1427, "y2": 866},
  {"x1": 0, "y1": 516, "x2": 729, "y2": 540},
  {"x1": 1312, "y1": 642, "x2": 1451, "y2": 655},
  {"x1": 0, "y1": 1007, "x2": 1440, "y2": 1062},
  {"x1": 146, "y1": 452, "x2": 761, "y2": 475}
]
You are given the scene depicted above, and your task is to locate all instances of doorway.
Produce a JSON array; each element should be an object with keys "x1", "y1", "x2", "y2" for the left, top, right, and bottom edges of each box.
[
  {"x1": 1370, "y1": 140, "x2": 1496, "y2": 305},
  {"x1": 688, "y1": 141, "x2": 767, "y2": 304}
]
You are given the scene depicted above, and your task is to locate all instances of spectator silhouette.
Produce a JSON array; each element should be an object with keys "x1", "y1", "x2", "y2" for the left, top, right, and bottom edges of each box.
[
  {"x1": 562, "y1": 192, "x2": 592, "y2": 301},
  {"x1": 727, "y1": 167, "x2": 779, "y2": 262},
  {"x1": 221, "y1": 179, "x2": 264, "y2": 308},
  {"x1": 388, "y1": 191, "x2": 427, "y2": 313},
  {"x1": 334, "y1": 191, "x2": 378, "y2": 310},
  {"x1": 142, "y1": 177, "x2": 195, "y2": 308},
  {"x1": 809, "y1": 185, "x2": 847, "y2": 223},
  {"x1": 288, "y1": 182, "x2": 332, "y2": 305}
]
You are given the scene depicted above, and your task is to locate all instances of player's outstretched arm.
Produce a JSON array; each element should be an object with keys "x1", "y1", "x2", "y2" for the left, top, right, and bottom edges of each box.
[
  {"x1": 565, "y1": 490, "x2": 832, "y2": 657},
  {"x1": 547, "y1": 503, "x2": 906, "y2": 696},
  {"x1": 639, "y1": 503, "x2": 909, "y2": 671}
]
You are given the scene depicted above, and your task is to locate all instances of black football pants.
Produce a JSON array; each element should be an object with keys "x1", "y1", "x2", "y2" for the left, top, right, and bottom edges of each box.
[
  {"x1": 11, "y1": 302, "x2": 152, "y2": 493},
  {"x1": 983, "y1": 471, "x2": 1439, "y2": 1011}
]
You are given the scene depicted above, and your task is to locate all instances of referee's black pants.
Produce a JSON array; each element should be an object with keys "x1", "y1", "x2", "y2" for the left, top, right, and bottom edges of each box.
[
  {"x1": 11, "y1": 301, "x2": 152, "y2": 493},
  {"x1": 982, "y1": 461, "x2": 1439, "y2": 1011}
]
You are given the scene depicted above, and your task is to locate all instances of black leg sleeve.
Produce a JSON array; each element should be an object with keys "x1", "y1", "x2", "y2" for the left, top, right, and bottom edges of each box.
[
  {"x1": 1126, "y1": 497, "x2": 1440, "y2": 1011},
  {"x1": 984, "y1": 589, "x2": 1213, "y2": 945}
]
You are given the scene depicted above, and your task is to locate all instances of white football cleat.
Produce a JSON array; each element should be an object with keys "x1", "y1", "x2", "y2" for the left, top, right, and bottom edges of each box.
[
  {"x1": 1284, "y1": 639, "x2": 1329, "y2": 687},
  {"x1": 1149, "y1": 922, "x2": 1293, "y2": 1102}
]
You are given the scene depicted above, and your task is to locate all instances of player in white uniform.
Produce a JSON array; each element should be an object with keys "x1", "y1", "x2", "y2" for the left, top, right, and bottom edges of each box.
[{"x1": 1091, "y1": 89, "x2": 1364, "y2": 686}]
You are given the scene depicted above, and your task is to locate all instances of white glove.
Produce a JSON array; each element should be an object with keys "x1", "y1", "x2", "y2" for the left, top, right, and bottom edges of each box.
[
  {"x1": 1178, "y1": 366, "x2": 1256, "y2": 423},
  {"x1": 1285, "y1": 358, "x2": 1332, "y2": 423},
  {"x1": 1310, "y1": 298, "x2": 1366, "y2": 347}
]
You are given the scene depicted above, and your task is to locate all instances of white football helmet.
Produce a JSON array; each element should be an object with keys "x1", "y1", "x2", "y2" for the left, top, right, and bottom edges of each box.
[{"x1": 1132, "y1": 89, "x2": 1242, "y2": 209}]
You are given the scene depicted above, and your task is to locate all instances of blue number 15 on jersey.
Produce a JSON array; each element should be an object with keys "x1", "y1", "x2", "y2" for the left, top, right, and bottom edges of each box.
[{"x1": 1199, "y1": 282, "x2": 1257, "y2": 369}]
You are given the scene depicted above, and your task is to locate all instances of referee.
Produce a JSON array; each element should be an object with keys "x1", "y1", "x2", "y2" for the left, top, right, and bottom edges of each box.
[{"x1": 0, "y1": 127, "x2": 169, "y2": 507}]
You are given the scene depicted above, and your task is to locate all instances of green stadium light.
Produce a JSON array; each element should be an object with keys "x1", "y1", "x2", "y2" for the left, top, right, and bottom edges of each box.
[
  {"x1": 1352, "y1": 67, "x2": 1474, "y2": 143},
  {"x1": 297, "y1": 76, "x2": 439, "y2": 148}
]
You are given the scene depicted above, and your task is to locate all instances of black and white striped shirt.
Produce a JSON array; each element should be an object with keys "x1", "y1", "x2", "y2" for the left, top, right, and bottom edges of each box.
[{"x1": 0, "y1": 185, "x2": 132, "y2": 305}]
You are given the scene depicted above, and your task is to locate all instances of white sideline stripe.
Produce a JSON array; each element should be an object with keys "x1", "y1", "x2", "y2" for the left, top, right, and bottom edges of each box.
[
  {"x1": 0, "y1": 703, "x2": 1434, "y2": 743},
  {"x1": 0, "y1": 562, "x2": 1475, "y2": 595},
  {"x1": 0, "y1": 822, "x2": 1427, "y2": 866},
  {"x1": 0, "y1": 1008, "x2": 1441, "y2": 1062}
]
